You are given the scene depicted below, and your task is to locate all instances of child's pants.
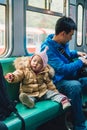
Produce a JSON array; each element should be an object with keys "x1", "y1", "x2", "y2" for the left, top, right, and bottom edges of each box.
[{"x1": 30, "y1": 90, "x2": 71, "y2": 109}]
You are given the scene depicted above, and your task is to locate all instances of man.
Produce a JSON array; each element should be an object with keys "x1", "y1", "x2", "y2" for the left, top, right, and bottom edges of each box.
[{"x1": 41, "y1": 16, "x2": 87, "y2": 130}]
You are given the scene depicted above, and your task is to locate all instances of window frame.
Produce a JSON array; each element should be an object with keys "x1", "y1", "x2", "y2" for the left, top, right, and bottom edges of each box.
[
  {"x1": 0, "y1": 0, "x2": 12, "y2": 57},
  {"x1": 76, "y1": 3, "x2": 84, "y2": 46}
]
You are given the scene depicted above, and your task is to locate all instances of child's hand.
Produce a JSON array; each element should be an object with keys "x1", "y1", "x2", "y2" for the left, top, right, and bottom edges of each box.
[{"x1": 5, "y1": 73, "x2": 14, "y2": 82}]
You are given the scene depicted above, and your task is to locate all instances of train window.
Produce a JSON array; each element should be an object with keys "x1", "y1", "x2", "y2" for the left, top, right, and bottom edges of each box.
[
  {"x1": 26, "y1": 0, "x2": 68, "y2": 54},
  {"x1": 77, "y1": 4, "x2": 83, "y2": 46},
  {"x1": 27, "y1": 0, "x2": 64, "y2": 13},
  {"x1": 26, "y1": 11, "x2": 59, "y2": 53},
  {"x1": 0, "y1": 5, "x2": 5, "y2": 55}
]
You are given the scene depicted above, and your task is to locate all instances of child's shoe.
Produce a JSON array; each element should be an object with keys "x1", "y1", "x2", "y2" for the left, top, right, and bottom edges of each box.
[
  {"x1": 51, "y1": 93, "x2": 71, "y2": 110},
  {"x1": 61, "y1": 97, "x2": 71, "y2": 110},
  {"x1": 19, "y1": 93, "x2": 34, "y2": 108}
]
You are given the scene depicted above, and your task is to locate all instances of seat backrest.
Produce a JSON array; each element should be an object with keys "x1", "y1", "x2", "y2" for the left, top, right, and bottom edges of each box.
[{"x1": 0, "y1": 57, "x2": 20, "y2": 101}]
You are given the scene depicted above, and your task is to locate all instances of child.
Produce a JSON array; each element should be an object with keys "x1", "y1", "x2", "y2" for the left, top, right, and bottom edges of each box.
[{"x1": 5, "y1": 47, "x2": 71, "y2": 110}]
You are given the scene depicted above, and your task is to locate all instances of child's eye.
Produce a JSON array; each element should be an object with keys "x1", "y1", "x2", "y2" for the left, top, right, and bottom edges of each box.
[
  {"x1": 33, "y1": 60, "x2": 36, "y2": 62},
  {"x1": 38, "y1": 61, "x2": 42, "y2": 65}
]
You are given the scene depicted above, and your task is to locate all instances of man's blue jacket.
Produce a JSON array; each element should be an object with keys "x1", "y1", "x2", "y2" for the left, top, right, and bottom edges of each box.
[{"x1": 41, "y1": 34, "x2": 83, "y2": 84}]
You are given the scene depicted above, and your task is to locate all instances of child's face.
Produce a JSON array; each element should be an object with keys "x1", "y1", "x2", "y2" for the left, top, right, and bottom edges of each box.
[{"x1": 30, "y1": 55, "x2": 43, "y2": 73}]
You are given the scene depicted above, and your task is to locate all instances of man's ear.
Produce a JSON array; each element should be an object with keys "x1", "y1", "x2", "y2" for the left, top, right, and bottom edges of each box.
[{"x1": 62, "y1": 31, "x2": 66, "y2": 36}]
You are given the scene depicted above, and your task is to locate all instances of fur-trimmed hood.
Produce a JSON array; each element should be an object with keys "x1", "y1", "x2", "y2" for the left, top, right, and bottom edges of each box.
[
  {"x1": 13, "y1": 56, "x2": 30, "y2": 70},
  {"x1": 13, "y1": 56, "x2": 55, "y2": 77}
]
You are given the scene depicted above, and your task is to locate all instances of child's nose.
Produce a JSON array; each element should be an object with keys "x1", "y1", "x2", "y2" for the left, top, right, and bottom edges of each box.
[{"x1": 35, "y1": 62, "x2": 38, "y2": 65}]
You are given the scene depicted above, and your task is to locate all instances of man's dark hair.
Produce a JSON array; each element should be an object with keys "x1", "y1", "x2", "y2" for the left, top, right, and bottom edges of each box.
[{"x1": 55, "y1": 16, "x2": 77, "y2": 35}]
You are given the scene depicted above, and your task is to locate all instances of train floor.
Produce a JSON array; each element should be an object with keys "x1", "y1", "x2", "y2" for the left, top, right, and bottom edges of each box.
[
  {"x1": 37, "y1": 108, "x2": 87, "y2": 130},
  {"x1": 37, "y1": 114, "x2": 69, "y2": 130}
]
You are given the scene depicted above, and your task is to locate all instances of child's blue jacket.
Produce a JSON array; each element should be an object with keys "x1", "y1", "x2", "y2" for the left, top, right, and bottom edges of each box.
[{"x1": 41, "y1": 34, "x2": 83, "y2": 83}]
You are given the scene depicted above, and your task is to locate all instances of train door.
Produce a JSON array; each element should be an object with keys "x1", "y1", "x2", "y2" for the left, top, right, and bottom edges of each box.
[
  {"x1": 84, "y1": 0, "x2": 87, "y2": 53},
  {"x1": 75, "y1": 0, "x2": 87, "y2": 53},
  {"x1": 76, "y1": 0, "x2": 84, "y2": 51}
]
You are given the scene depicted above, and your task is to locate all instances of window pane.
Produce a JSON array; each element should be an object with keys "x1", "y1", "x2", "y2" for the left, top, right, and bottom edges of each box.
[
  {"x1": 26, "y1": 11, "x2": 60, "y2": 53},
  {"x1": 0, "y1": 5, "x2": 5, "y2": 55},
  {"x1": 70, "y1": 5, "x2": 76, "y2": 22},
  {"x1": 77, "y1": 5, "x2": 83, "y2": 46},
  {"x1": 28, "y1": 0, "x2": 45, "y2": 9},
  {"x1": 50, "y1": 0, "x2": 63, "y2": 13},
  {"x1": 28, "y1": 0, "x2": 64, "y2": 13}
]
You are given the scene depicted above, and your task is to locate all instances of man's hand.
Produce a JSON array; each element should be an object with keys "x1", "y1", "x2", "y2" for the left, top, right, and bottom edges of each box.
[
  {"x1": 77, "y1": 51, "x2": 87, "y2": 57},
  {"x1": 78, "y1": 57, "x2": 87, "y2": 65}
]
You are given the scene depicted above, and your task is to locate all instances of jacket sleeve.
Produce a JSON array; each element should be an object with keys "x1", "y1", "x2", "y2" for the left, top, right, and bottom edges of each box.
[
  {"x1": 46, "y1": 65, "x2": 55, "y2": 78},
  {"x1": 11, "y1": 69, "x2": 24, "y2": 83},
  {"x1": 44, "y1": 73, "x2": 58, "y2": 92},
  {"x1": 70, "y1": 50, "x2": 78, "y2": 58}
]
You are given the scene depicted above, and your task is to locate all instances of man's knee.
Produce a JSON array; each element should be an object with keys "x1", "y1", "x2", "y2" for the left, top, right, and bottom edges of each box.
[
  {"x1": 62, "y1": 80, "x2": 82, "y2": 98},
  {"x1": 69, "y1": 81, "x2": 81, "y2": 95}
]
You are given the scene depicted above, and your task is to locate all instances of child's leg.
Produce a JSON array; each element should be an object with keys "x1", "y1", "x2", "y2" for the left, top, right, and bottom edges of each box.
[
  {"x1": 44, "y1": 90, "x2": 71, "y2": 110},
  {"x1": 43, "y1": 90, "x2": 59, "y2": 99},
  {"x1": 51, "y1": 93, "x2": 71, "y2": 110},
  {"x1": 19, "y1": 93, "x2": 35, "y2": 108}
]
